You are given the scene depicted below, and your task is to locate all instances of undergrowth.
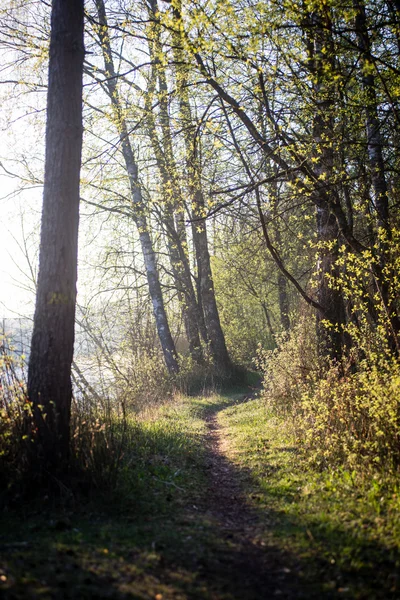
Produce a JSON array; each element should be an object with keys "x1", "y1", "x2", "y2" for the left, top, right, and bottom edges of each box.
[
  {"x1": 257, "y1": 316, "x2": 400, "y2": 475},
  {"x1": 0, "y1": 331, "x2": 251, "y2": 506},
  {"x1": 219, "y1": 395, "x2": 400, "y2": 598}
]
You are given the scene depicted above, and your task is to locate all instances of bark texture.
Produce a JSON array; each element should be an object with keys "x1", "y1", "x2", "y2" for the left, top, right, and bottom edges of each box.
[
  {"x1": 191, "y1": 192, "x2": 232, "y2": 371},
  {"x1": 27, "y1": 0, "x2": 85, "y2": 471},
  {"x1": 270, "y1": 185, "x2": 290, "y2": 331},
  {"x1": 95, "y1": 0, "x2": 179, "y2": 373},
  {"x1": 171, "y1": 1, "x2": 232, "y2": 372},
  {"x1": 143, "y1": 29, "x2": 204, "y2": 363},
  {"x1": 354, "y1": 0, "x2": 389, "y2": 234},
  {"x1": 309, "y1": 7, "x2": 347, "y2": 360},
  {"x1": 354, "y1": 0, "x2": 400, "y2": 350}
]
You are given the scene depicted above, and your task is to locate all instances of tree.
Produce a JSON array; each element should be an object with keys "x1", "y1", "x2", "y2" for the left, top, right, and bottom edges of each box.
[
  {"x1": 170, "y1": 0, "x2": 232, "y2": 373},
  {"x1": 93, "y1": 0, "x2": 180, "y2": 374},
  {"x1": 164, "y1": 0, "x2": 399, "y2": 360},
  {"x1": 143, "y1": 2, "x2": 205, "y2": 363},
  {"x1": 27, "y1": 0, "x2": 85, "y2": 472}
]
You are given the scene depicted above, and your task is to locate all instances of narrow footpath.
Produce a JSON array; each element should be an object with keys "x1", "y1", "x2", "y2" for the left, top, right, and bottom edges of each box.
[
  {"x1": 191, "y1": 399, "x2": 300, "y2": 599},
  {"x1": 1, "y1": 388, "x2": 397, "y2": 599}
]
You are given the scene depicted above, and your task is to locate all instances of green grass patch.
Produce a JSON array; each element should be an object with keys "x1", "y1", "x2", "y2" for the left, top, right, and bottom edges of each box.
[
  {"x1": 3, "y1": 388, "x2": 398, "y2": 599},
  {"x1": 0, "y1": 395, "x2": 211, "y2": 599},
  {"x1": 218, "y1": 395, "x2": 400, "y2": 599},
  {"x1": 0, "y1": 390, "x2": 259, "y2": 600}
]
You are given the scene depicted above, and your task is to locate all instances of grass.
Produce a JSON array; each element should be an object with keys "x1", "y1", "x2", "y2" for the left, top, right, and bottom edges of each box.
[
  {"x1": 219, "y1": 395, "x2": 400, "y2": 599},
  {"x1": 0, "y1": 390, "x2": 251, "y2": 600},
  {"x1": 0, "y1": 395, "x2": 203, "y2": 598},
  {"x1": 0, "y1": 385, "x2": 399, "y2": 599}
]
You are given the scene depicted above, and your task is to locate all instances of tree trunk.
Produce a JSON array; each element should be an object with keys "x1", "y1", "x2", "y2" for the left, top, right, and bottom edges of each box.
[
  {"x1": 190, "y1": 191, "x2": 232, "y2": 372},
  {"x1": 315, "y1": 206, "x2": 347, "y2": 360},
  {"x1": 94, "y1": 0, "x2": 179, "y2": 374},
  {"x1": 277, "y1": 271, "x2": 290, "y2": 332},
  {"x1": 270, "y1": 181, "x2": 290, "y2": 331},
  {"x1": 354, "y1": 0, "x2": 390, "y2": 234},
  {"x1": 163, "y1": 210, "x2": 204, "y2": 363},
  {"x1": 261, "y1": 302, "x2": 275, "y2": 341},
  {"x1": 308, "y1": 8, "x2": 347, "y2": 360},
  {"x1": 142, "y1": 31, "x2": 204, "y2": 363},
  {"x1": 175, "y1": 211, "x2": 208, "y2": 344},
  {"x1": 171, "y1": 1, "x2": 232, "y2": 372},
  {"x1": 27, "y1": 0, "x2": 85, "y2": 473},
  {"x1": 354, "y1": 0, "x2": 400, "y2": 350}
]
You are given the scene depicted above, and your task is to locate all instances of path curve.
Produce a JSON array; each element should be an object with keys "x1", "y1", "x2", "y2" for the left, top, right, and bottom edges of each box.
[{"x1": 187, "y1": 391, "x2": 301, "y2": 599}]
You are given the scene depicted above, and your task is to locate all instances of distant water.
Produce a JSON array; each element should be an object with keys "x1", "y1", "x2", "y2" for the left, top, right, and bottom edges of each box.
[{"x1": 0, "y1": 318, "x2": 107, "y2": 399}]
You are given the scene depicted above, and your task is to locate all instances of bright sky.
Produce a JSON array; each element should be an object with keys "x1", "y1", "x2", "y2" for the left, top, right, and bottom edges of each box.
[
  {"x1": 0, "y1": 172, "x2": 39, "y2": 318},
  {"x1": 0, "y1": 1, "x2": 140, "y2": 320}
]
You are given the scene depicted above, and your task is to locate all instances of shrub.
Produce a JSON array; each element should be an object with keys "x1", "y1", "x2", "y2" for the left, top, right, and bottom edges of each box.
[
  {"x1": 0, "y1": 341, "x2": 31, "y2": 501},
  {"x1": 300, "y1": 359, "x2": 400, "y2": 472},
  {"x1": 256, "y1": 314, "x2": 320, "y2": 417},
  {"x1": 258, "y1": 312, "x2": 400, "y2": 474}
]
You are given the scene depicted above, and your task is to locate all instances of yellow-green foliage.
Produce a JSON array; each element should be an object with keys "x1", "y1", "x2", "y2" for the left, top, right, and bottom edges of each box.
[
  {"x1": 300, "y1": 360, "x2": 400, "y2": 472},
  {"x1": 259, "y1": 317, "x2": 400, "y2": 474},
  {"x1": 333, "y1": 235, "x2": 400, "y2": 361},
  {"x1": 259, "y1": 224, "x2": 400, "y2": 474},
  {"x1": 212, "y1": 248, "x2": 276, "y2": 365},
  {"x1": 257, "y1": 314, "x2": 320, "y2": 416},
  {"x1": 0, "y1": 345, "x2": 30, "y2": 488}
]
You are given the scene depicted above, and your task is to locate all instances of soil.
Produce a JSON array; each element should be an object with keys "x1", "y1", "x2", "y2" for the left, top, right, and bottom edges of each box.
[
  {"x1": 175, "y1": 395, "x2": 306, "y2": 599},
  {"x1": 0, "y1": 392, "x2": 321, "y2": 599}
]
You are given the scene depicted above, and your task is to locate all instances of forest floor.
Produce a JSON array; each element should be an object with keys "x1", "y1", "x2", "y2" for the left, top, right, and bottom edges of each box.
[{"x1": 0, "y1": 386, "x2": 399, "y2": 599}]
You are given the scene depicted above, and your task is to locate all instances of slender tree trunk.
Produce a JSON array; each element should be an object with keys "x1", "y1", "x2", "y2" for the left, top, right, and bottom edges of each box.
[
  {"x1": 354, "y1": 0, "x2": 390, "y2": 234},
  {"x1": 139, "y1": 221, "x2": 179, "y2": 373},
  {"x1": 27, "y1": 0, "x2": 85, "y2": 473},
  {"x1": 142, "y1": 33, "x2": 204, "y2": 363},
  {"x1": 354, "y1": 0, "x2": 400, "y2": 350},
  {"x1": 308, "y1": 8, "x2": 347, "y2": 360},
  {"x1": 163, "y1": 211, "x2": 204, "y2": 363},
  {"x1": 94, "y1": 0, "x2": 179, "y2": 374},
  {"x1": 261, "y1": 302, "x2": 275, "y2": 340},
  {"x1": 171, "y1": 1, "x2": 232, "y2": 372},
  {"x1": 270, "y1": 178, "x2": 290, "y2": 331},
  {"x1": 190, "y1": 192, "x2": 231, "y2": 371},
  {"x1": 175, "y1": 211, "x2": 208, "y2": 344},
  {"x1": 277, "y1": 271, "x2": 290, "y2": 331}
]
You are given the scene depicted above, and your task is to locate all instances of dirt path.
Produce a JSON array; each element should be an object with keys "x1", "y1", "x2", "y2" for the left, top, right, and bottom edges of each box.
[
  {"x1": 181, "y1": 395, "x2": 303, "y2": 599},
  {"x1": 0, "y1": 390, "x2": 313, "y2": 600},
  {"x1": 2, "y1": 389, "x2": 398, "y2": 599}
]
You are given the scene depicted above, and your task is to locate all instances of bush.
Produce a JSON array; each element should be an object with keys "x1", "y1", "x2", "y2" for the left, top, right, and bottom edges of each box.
[
  {"x1": 300, "y1": 359, "x2": 400, "y2": 472},
  {"x1": 0, "y1": 341, "x2": 32, "y2": 502},
  {"x1": 258, "y1": 315, "x2": 400, "y2": 474},
  {"x1": 256, "y1": 314, "x2": 320, "y2": 417}
]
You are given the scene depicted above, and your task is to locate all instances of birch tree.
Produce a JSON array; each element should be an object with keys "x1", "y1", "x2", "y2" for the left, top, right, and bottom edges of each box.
[{"x1": 92, "y1": 0, "x2": 179, "y2": 374}]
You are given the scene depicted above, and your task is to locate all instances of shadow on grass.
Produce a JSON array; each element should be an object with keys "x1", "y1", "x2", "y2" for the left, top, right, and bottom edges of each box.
[
  {"x1": 250, "y1": 473, "x2": 400, "y2": 599},
  {"x1": 0, "y1": 392, "x2": 399, "y2": 599},
  {"x1": 188, "y1": 387, "x2": 259, "y2": 421}
]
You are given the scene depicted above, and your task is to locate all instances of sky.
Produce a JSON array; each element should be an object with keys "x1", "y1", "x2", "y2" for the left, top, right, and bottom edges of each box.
[
  {"x1": 0, "y1": 171, "x2": 39, "y2": 318},
  {"x1": 0, "y1": 0, "x2": 144, "y2": 320}
]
